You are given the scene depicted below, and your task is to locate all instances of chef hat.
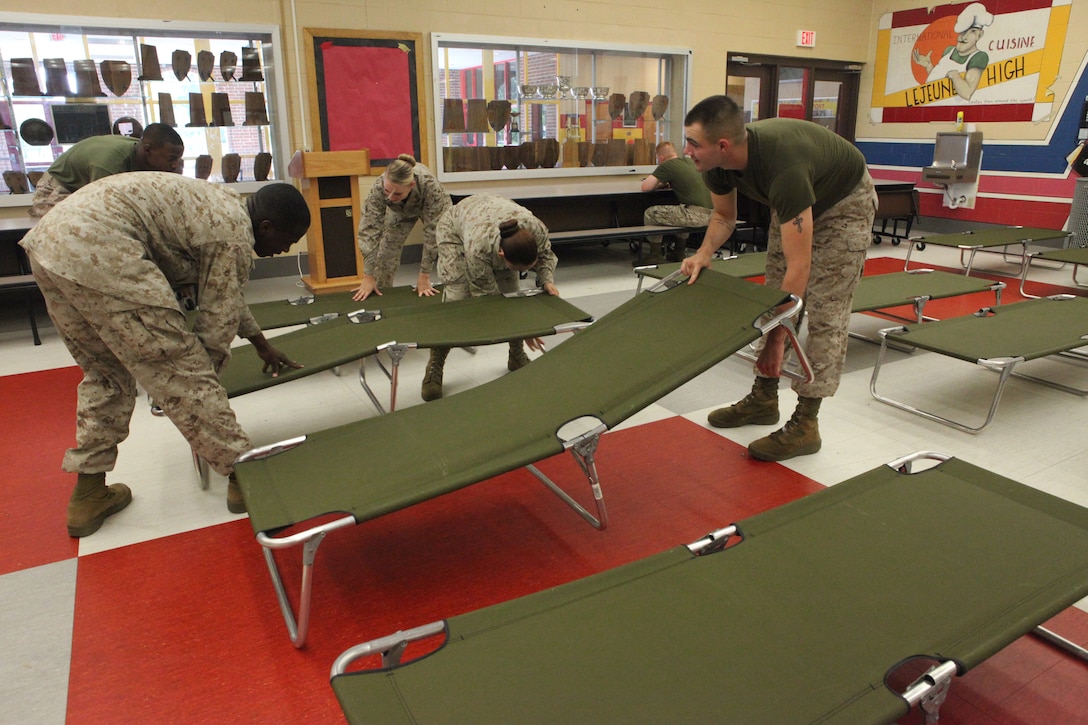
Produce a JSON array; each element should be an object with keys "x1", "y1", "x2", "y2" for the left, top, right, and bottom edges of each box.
[{"x1": 954, "y1": 2, "x2": 994, "y2": 33}]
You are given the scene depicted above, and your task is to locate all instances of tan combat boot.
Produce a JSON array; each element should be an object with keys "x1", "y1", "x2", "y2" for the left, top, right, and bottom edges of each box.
[
  {"x1": 641, "y1": 241, "x2": 667, "y2": 266},
  {"x1": 227, "y1": 472, "x2": 246, "y2": 514},
  {"x1": 707, "y1": 376, "x2": 780, "y2": 428},
  {"x1": 747, "y1": 396, "x2": 822, "y2": 462},
  {"x1": 421, "y1": 347, "x2": 450, "y2": 401},
  {"x1": 508, "y1": 340, "x2": 531, "y2": 371},
  {"x1": 67, "y1": 472, "x2": 132, "y2": 537}
]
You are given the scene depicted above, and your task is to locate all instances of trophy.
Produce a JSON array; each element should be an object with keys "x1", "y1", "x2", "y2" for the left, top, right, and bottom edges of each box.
[
  {"x1": 508, "y1": 110, "x2": 521, "y2": 145},
  {"x1": 556, "y1": 75, "x2": 573, "y2": 98}
]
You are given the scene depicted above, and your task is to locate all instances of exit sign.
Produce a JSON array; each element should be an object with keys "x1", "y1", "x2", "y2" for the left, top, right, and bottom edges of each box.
[{"x1": 797, "y1": 30, "x2": 816, "y2": 48}]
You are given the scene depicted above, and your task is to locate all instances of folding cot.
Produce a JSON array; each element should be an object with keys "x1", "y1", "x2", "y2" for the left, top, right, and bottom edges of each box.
[
  {"x1": 871, "y1": 295, "x2": 1088, "y2": 432},
  {"x1": 220, "y1": 290, "x2": 594, "y2": 412},
  {"x1": 330, "y1": 451, "x2": 1088, "y2": 725},
  {"x1": 231, "y1": 270, "x2": 809, "y2": 646},
  {"x1": 903, "y1": 226, "x2": 1072, "y2": 276},
  {"x1": 187, "y1": 292, "x2": 595, "y2": 487},
  {"x1": 636, "y1": 255, "x2": 1005, "y2": 341},
  {"x1": 633, "y1": 251, "x2": 767, "y2": 292},
  {"x1": 246, "y1": 285, "x2": 439, "y2": 331},
  {"x1": 1020, "y1": 244, "x2": 1088, "y2": 297}
]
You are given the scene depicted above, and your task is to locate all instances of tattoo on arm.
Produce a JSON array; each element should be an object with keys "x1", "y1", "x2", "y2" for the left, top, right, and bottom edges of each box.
[{"x1": 791, "y1": 215, "x2": 804, "y2": 234}]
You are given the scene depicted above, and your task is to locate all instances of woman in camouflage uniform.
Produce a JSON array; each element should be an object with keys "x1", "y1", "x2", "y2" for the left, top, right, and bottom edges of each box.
[
  {"x1": 352, "y1": 154, "x2": 452, "y2": 301},
  {"x1": 420, "y1": 193, "x2": 559, "y2": 401}
]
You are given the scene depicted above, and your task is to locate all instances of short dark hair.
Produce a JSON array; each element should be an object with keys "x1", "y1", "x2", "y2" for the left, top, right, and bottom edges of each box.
[
  {"x1": 251, "y1": 183, "x2": 311, "y2": 236},
  {"x1": 498, "y1": 219, "x2": 538, "y2": 268},
  {"x1": 140, "y1": 123, "x2": 184, "y2": 148},
  {"x1": 684, "y1": 95, "x2": 746, "y2": 146}
]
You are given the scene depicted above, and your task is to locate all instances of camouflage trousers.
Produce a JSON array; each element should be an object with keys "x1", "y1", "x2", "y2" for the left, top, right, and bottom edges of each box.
[
  {"x1": 29, "y1": 255, "x2": 252, "y2": 476},
  {"x1": 761, "y1": 172, "x2": 877, "y2": 399},
  {"x1": 27, "y1": 172, "x2": 70, "y2": 218},
  {"x1": 364, "y1": 211, "x2": 420, "y2": 288},
  {"x1": 643, "y1": 204, "x2": 712, "y2": 246},
  {"x1": 437, "y1": 249, "x2": 518, "y2": 302}
]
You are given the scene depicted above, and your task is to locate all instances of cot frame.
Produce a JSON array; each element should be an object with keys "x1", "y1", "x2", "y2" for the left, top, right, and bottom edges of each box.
[
  {"x1": 329, "y1": 450, "x2": 1088, "y2": 724},
  {"x1": 636, "y1": 260, "x2": 1004, "y2": 349},
  {"x1": 903, "y1": 226, "x2": 1072, "y2": 277},
  {"x1": 235, "y1": 274, "x2": 809, "y2": 648},
  {"x1": 870, "y1": 296, "x2": 1088, "y2": 433},
  {"x1": 194, "y1": 290, "x2": 592, "y2": 488},
  {"x1": 1019, "y1": 246, "x2": 1088, "y2": 298},
  {"x1": 239, "y1": 417, "x2": 612, "y2": 649}
]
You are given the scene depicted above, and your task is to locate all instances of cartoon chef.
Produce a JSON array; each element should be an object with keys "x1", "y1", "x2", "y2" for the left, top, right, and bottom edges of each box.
[{"x1": 913, "y1": 2, "x2": 994, "y2": 100}]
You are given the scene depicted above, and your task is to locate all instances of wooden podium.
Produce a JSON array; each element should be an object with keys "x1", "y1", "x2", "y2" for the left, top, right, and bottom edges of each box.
[{"x1": 294, "y1": 150, "x2": 371, "y2": 293}]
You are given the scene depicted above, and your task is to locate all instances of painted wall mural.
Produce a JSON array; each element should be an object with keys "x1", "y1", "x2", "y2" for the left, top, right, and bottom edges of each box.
[{"x1": 871, "y1": 0, "x2": 1071, "y2": 123}]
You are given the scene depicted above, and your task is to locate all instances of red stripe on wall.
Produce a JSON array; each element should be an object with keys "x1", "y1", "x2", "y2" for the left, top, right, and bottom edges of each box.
[
  {"x1": 918, "y1": 191, "x2": 1071, "y2": 227},
  {"x1": 879, "y1": 104, "x2": 1036, "y2": 124},
  {"x1": 892, "y1": 0, "x2": 1058, "y2": 28}
]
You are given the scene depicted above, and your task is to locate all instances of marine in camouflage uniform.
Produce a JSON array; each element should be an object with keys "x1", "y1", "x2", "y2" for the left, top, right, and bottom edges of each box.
[
  {"x1": 641, "y1": 142, "x2": 713, "y2": 261},
  {"x1": 20, "y1": 172, "x2": 309, "y2": 535},
  {"x1": 420, "y1": 194, "x2": 559, "y2": 401},
  {"x1": 436, "y1": 194, "x2": 557, "y2": 301},
  {"x1": 28, "y1": 125, "x2": 184, "y2": 218},
  {"x1": 356, "y1": 163, "x2": 451, "y2": 289},
  {"x1": 682, "y1": 98, "x2": 877, "y2": 462}
]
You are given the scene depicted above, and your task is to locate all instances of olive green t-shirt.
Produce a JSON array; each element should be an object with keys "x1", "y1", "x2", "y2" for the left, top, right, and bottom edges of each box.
[
  {"x1": 652, "y1": 156, "x2": 712, "y2": 208},
  {"x1": 702, "y1": 118, "x2": 866, "y2": 220},
  {"x1": 46, "y1": 135, "x2": 139, "y2": 192}
]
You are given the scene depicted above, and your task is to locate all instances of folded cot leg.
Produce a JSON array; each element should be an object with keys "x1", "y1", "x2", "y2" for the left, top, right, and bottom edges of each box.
[
  {"x1": 526, "y1": 415, "x2": 610, "y2": 530},
  {"x1": 733, "y1": 297, "x2": 814, "y2": 384},
  {"x1": 358, "y1": 342, "x2": 415, "y2": 414}
]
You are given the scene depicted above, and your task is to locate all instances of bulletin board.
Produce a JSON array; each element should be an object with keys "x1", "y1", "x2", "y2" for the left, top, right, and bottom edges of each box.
[{"x1": 305, "y1": 29, "x2": 429, "y2": 170}]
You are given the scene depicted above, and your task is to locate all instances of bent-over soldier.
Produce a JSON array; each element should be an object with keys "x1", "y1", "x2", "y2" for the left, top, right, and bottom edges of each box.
[
  {"x1": 421, "y1": 193, "x2": 559, "y2": 401},
  {"x1": 21, "y1": 173, "x2": 311, "y2": 536},
  {"x1": 352, "y1": 154, "x2": 452, "y2": 301}
]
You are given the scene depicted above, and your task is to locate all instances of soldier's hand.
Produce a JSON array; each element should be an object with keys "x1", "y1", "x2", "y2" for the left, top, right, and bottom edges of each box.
[
  {"x1": 680, "y1": 251, "x2": 711, "y2": 284},
  {"x1": 416, "y1": 272, "x2": 438, "y2": 297},
  {"x1": 352, "y1": 275, "x2": 380, "y2": 301},
  {"x1": 259, "y1": 346, "x2": 304, "y2": 378}
]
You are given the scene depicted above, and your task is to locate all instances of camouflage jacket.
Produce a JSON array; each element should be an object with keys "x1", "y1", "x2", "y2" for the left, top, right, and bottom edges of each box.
[
  {"x1": 440, "y1": 193, "x2": 556, "y2": 289},
  {"x1": 21, "y1": 172, "x2": 262, "y2": 370},
  {"x1": 357, "y1": 164, "x2": 452, "y2": 275}
]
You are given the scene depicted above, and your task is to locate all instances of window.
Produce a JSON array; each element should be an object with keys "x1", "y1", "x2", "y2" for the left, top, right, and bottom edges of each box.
[
  {"x1": 1, "y1": 13, "x2": 289, "y2": 199},
  {"x1": 433, "y1": 33, "x2": 691, "y2": 181}
]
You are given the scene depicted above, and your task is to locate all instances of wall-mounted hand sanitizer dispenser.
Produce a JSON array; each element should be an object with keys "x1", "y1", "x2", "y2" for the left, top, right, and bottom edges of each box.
[{"x1": 922, "y1": 131, "x2": 983, "y2": 184}]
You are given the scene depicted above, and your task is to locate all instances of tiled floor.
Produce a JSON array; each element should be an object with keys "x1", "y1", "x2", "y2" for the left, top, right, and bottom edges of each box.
[{"x1": 2, "y1": 233, "x2": 1087, "y2": 723}]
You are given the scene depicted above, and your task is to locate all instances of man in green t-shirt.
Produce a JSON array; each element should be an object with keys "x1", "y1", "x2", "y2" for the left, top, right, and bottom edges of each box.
[
  {"x1": 640, "y1": 141, "x2": 712, "y2": 262},
  {"x1": 680, "y1": 95, "x2": 876, "y2": 462},
  {"x1": 29, "y1": 123, "x2": 184, "y2": 217}
]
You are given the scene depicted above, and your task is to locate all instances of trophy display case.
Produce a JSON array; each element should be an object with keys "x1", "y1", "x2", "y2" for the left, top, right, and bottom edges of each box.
[
  {"x1": 0, "y1": 16, "x2": 289, "y2": 199},
  {"x1": 432, "y1": 33, "x2": 690, "y2": 182}
]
